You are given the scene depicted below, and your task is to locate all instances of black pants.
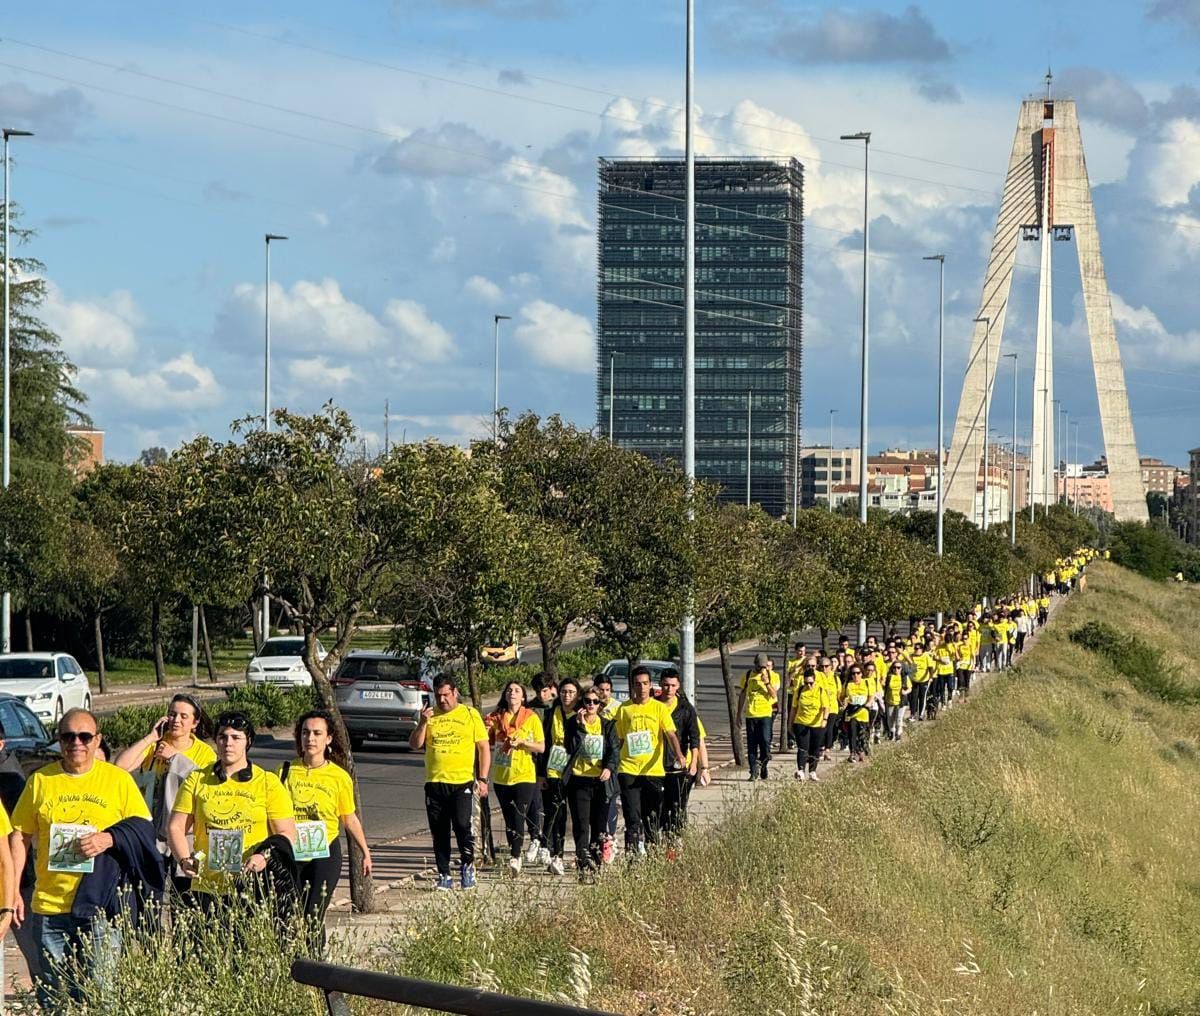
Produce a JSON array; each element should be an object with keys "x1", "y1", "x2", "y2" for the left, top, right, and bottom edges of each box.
[
  {"x1": 425, "y1": 780, "x2": 475, "y2": 876},
  {"x1": 1015, "y1": 631, "x2": 1026, "y2": 654},
  {"x1": 567, "y1": 776, "x2": 609, "y2": 870},
  {"x1": 911, "y1": 682, "x2": 929, "y2": 719},
  {"x1": 526, "y1": 778, "x2": 543, "y2": 847},
  {"x1": 494, "y1": 782, "x2": 537, "y2": 859},
  {"x1": 848, "y1": 718, "x2": 867, "y2": 757},
  {"x1": 957, "y1": 669, "x2": 973, "y2": 695},
  {"x1": 824, "y1": 712, "x2": 839, "y2": 750},
  {"x1": 540, "y1": 777, "x2": 568, "y2": 858},
  {"x1": 661, "y1": 770, "x2": 693, "y2": 836},
  {"x1": 794, "y1": 724, "x2": 823, "y2": 772},
  {"x1": 618, "y1": 773, "x2": 664, "y2": 849},
  {"x1": 297, "y1": 836, "x2": 343, "y2": 924},
  {"x1": 745, "y1": 716, "x2": 773, "y2": 776}
]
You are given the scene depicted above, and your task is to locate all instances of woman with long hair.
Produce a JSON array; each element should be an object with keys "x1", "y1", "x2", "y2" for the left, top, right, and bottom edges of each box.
[
  {"x1": 277, "y1": 710, "x2": 373, "y2": 924},
  {"x1": 485, "y1": 681, "x2": 545, "y2": 877},
  {"x1": 116, "y1": 693, "x2": 216, "y2": 777},
  {"x1": 840, "y1": 665, "x2": 870, "y2": 763},
  {"x1": 562, "y1": 689, "x2": 618, "y2": 882},
  {"x1": 537, "y1": 677, "x2": 579, "y2": 876}
]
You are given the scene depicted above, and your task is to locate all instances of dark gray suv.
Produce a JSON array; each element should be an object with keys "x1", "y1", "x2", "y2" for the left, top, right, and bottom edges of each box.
[{"x1": 331, "y1": 651, "x2": 433, "y2": 751}]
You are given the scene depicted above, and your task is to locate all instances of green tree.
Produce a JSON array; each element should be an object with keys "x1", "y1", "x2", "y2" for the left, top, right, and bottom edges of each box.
[
  {"x1": 1108, "y1": 521, "x2": 1177, "y2": 581},
  {"x1": 0, "y1": 479, "x2": 70, "y2": 651}
]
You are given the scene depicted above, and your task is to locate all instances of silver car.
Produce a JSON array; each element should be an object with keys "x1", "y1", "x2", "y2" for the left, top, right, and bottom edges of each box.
[
  {"x1": 332, "y1": 651, "x2": 434, "y2": 751},
  {"x1": 599, "y1": 658, "x2": 675, "y2": 697}
]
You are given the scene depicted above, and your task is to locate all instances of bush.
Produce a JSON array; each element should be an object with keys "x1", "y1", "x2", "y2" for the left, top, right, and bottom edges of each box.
[
  {"x1": 100, "y1": 704, "x2": 170, "y2": 750},
  {"x1": 1109, "y1": 521, "x2": 1180, "y2": 581},
  {"x1": 224, "y1": 684, "x2": 318, "y2": 730},
  {"x1": 1069, "y1": 621, "x2": 1200, "y2": 705}
]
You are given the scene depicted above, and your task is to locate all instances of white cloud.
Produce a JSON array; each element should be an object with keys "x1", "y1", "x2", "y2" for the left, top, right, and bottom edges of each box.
[
  {"x1": 40, "y1": 282, "x2": 141, "y2": 366},
  {"x1": 464, "y1": 275, "x2": 504, "y2": 302},
  {"x1": 79, "y1": 353, "x2": 221, "y2": 412},
  {"x1": 514, "y1": 299, "x2": 594, "y2": 373},
  {"x1": 432, "y1": 237, "x2": 457, "y2": 262},
  {"x1": 288, "y1": 356, "x2": 356, "y2": 388},
  {"x1": 1111, "y1": 292, "x2": 1200, "y2": 365},
  {"x1": 384, "y1": 299, "x2": 456, "y2": 361}
]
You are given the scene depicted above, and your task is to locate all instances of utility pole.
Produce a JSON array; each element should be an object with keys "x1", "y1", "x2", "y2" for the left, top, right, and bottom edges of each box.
[{"x1": 680, "y1": 0, "x2": 697, "y2": 700}]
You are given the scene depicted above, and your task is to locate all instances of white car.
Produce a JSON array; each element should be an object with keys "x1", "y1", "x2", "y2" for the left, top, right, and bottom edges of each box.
[
  {"x1": 0, "y1": 653, "x2": 93, "y2": 724},
  {"x1": 246, "y1": 636, "x2": 326, "y2": 688}
]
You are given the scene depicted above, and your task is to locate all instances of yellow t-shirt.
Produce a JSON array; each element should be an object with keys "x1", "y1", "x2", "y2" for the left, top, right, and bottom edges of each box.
[
  {"x1": 740, "y1": 668, "x2": 779, "y2": 719},
  {"x1": 912, "y1": 652, "x2": 932, "y2": 683},
  {"x1": 955, "y1": 642, "x2": 973, "y2": 670},
  {"x1": 140, "y1": 736, "x2": 217, "y2": 776},
  {"x1": 571, "y1": 714, "x2": 606, "y2": 779},
  {"x1": 935, "y1": 649, "x2": 954, "y2": 676},
  {"x1": 615, "y1": 699, "x2": 677, "y2": 777},
  {"x1": 12, "y1": 761, "x2": 151, "y2": 916},
  {"x1": 842, "y1": 679, "x2": 870, "y2": 723},
  {"x1": 422, "y1": 705, "x2": 487, "y2": 785},
  {"x1": 546, "y1": 708, "x2": 569, "y2": 779},
  {"x1": 0, "y1": 802, "x2": 12, "y2": 910},
  {"x1": 884, "y1": 671, "x2": 906, "y2": 707},
  {"x1": 793, "y1": 685, "x2": 825, "y2": 727},
  {"x1": 277, "y1": 760, "x2": 355, "y2": 844},
  {"x1": 173, "y1": 763, "x2": 294, "y2": 896},
  {"x1": 815, "y1": 670, "x2": 838, "y2": 713},
  {"x1": 490, "y1": 711, "x2": 544, "y2": 787}
]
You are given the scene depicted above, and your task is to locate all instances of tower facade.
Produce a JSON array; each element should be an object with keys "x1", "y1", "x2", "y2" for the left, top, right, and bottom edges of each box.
[
  {"x1": 944, "y1": 97, "x2": 1147, "y2": 523},
  {"x1": 597, "y1": 158, "x2": 803, "y2": 517}
]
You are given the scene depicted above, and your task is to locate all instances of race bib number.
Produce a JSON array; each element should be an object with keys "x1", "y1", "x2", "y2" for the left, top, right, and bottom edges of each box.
[
  {"x1": 493, "y1": 747, "x2": 513, "y2": 770},
  {"x1": 546, "y1": 745, "x2": 569, "y2": 773},
  {"x1": 626, "y1": 730, "x2": 653, "y2": 758},
  {"x1": 208, "y1": 828, "x2": 245, "y2": 873},
  {"x1": 581, "y1": 734, "x2": 603, "y2": 762},
  {"x1": 849, "y1": 694, "x2": 867, "y2": 707},
  {"x1": 294, "y1": 822, "x2": 331, "y2": 862},
  {"x1": 48, "y1": 823, "x2": 95, "y2": 874}
]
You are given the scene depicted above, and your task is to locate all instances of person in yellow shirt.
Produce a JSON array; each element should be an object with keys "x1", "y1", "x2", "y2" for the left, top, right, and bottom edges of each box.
[
  {"x1": 816, "y1": 657, "x2": 841, "y2": 761},
  {"x1": 169, "y1": 712, "x2": 296, "y2": 907},
  {"x1": 408, "y1": 675, "x2": 491, "y2": 890},
  {"x1": 537, "y1": 677, "x2": 579, "y2": 876},
  {"x1": 790, "y1": 668, "x2": 828, "y2": 781},
  {"x1": 616, "y1": 666, "x2": 685, "y2": 855},
  {"x1": 562, "y1": 690, "x2": 618, "y2": 881},
  {"x1": 277, "y1": 710, "x2": 373, "y2": 923},
  {"x1": 736, "y1": 652, "x2": 780, "y2": 781},
  {"x1": 909, "y1": 641, "x2": 933, "y2": 722},
  {"x1": 485, "y1": 681, "x2": 545, "y2": 878},
  {"x1": 883, "y1": 661, "x2": 910, "y2": 741},
  {"x1": 954, "y1": 634, "x2": 975, "y2": 700},
  {"x1": 785, "y1": 643, "x2": 806, "y2": 750},
  {"x1": 840, "y1": 665, "x2": 871, "y2": 763},
  {"x1": 13, "y1": 708, "x2": 152, "y2": 1009},
  {"x1": 933, "y1": 635, "x2": 956, "y2": 714}
]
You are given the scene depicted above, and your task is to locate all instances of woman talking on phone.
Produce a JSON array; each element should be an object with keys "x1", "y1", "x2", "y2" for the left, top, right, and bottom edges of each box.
[{"x1": 277, "y1": 710, "x2": 373, "y2": 923}]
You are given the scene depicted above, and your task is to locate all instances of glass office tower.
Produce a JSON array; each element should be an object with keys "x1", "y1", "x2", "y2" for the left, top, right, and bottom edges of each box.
[{"x1": 597, "y1": 158, "x2": 803, "y2": 517}]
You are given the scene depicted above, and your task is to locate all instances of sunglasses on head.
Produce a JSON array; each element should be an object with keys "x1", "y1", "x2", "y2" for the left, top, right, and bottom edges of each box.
[{"x1": 59, "y1": 731, "x2": 96, "y2": 745}]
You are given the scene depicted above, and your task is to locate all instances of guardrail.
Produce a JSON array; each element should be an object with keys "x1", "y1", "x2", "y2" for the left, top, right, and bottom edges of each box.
[{"x1": 291, "y1": 958, "x2": 620, "y2": 1016}]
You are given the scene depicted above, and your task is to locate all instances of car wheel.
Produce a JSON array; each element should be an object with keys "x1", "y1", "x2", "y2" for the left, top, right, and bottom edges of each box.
[{"x1": 54, "y1": 699, "x2": 64, "y2": 724}]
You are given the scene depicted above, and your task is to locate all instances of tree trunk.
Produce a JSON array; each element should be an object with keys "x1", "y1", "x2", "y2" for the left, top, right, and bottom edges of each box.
[
  {"x1": 301, "y1": 630, "x2": 375, "y2": 914},
  {"x1": 151, "y1": 600, "x2": 167, "y2": 687},
  {"x1": 466, "y1": 654, "x2": 481, "y2": 709},
  {"x1": 199, "y1": 605, "x2": 217, "y2": 682},
  {"x1": 538, "y1": 627, "x2": 565, "y2": 681},
  {"x1": 23, "y1": 613, "x2": 33, "y2": 652},
  {"x1": 93, "y1": 611, "x2": 107, "y2": 694},
  {"x1": 249, "y1": 598, "x2": 262, "y2": 651},
  {"x1": 819, "y1": 626, "x2": 829, "y2": 655},
  {"x1": 719, "y1": 640, "x2": 745, "y2": 765}
]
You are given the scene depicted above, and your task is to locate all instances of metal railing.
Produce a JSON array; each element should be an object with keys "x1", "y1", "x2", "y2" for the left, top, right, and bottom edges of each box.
[{"x1": 291, "y1": 958, "x2": 619, "y2": 1016}]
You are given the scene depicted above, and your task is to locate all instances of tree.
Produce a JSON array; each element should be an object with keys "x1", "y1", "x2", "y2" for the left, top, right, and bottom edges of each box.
[
  {"x1": 1109, "y1": 521, "x2": 1176, "y2": 581},
  {"x1": 138, "y1": 447, "x2": 168, "y2": 467},
  {"x1": 0, "y1": 211, "x2": 89, "y2": 489},
  {"x1": 0, "y1": 479, "x2": 71, "y2": 650}
]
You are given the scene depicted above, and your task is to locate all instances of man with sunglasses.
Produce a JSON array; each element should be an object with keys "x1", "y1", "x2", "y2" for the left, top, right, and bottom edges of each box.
[{"x1": 11, "y1": 708, "x2": 152, "y2": 1008}]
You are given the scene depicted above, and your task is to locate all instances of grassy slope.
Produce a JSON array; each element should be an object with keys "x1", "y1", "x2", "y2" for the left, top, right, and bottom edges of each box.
[{"x1": 376, "y1": 561, "x2": 1200, "y2": 1016}]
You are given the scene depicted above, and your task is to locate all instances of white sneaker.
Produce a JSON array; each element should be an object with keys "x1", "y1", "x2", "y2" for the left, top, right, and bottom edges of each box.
[
  {"x1": 797, "y1": 770, "x2": 807, "y2": 781},
  {"x1": 524, "y1": 841, "x2": 541, "y2": 865},
  {"x1": 808, "y1": 771, "x2": 820, "y2": 782},
  {"x1": 537, "y1": 847, "x2": 551, "y2": 866},
  {"x1": 548, "y1": 856, "x2": 565, "y2": 876},
  {"x1": 793, "y1": 768, "x2": 803, "y2": 780},
  {"x1": 508, "y1": 856, "x2": 522, "y2": 877}
]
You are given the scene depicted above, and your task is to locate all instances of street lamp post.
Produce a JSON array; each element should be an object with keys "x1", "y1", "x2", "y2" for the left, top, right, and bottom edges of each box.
[
  {"x1": 791, "y1": 398, "x2": 800, "y2": 527},
  {"x1": 680, "y1": 0, "x2": 697, "y2": 700},
  {"x1": 1004, "y1": 353, "x2": 1018, "y2": 547},
  {"x1": 828, "y1": 408, "x2": 838, "y2": 511},
  {"x1": 1072, "y1": 422, "x2": 1080, "y2": 515},
  {"x1": 1061, "y1": 407, "x2": 1069, "y2": 504},
  {"x1": 745, "y1": 391, "x2": 752, "y2": 508},
  {"x1": 841, "y1": 129, "x2": 871, "y2": 645},
  {"x1": 974, "y1": 316, "x2": 991, "y2": 530},
  {"x1": 923, "y1": 255, "x2": 945, "y2": 560},
  {"x1": 1052, "y1": 399, "x2": 1061, "y2": 506},
  {"x1": 492, "y1": 313, "x2": 511, "y2": 442},
  {"x1": 607, "y1": 351, "x2": 624, "y2": 445},
  {"x1": 2, "y1": 127, "x2": 33, "y2": 655},
  {"x1": 261, "y1": 232, "x2": 287, "y2": 645}
]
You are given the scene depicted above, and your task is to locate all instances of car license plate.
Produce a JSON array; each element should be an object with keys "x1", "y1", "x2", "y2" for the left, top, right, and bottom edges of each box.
[
  {"x1": 267, "y1": 675, "x2": 292, "y2": 682},
  {"x1": 360, "y1": 690, "x2": 393, "y2": 700}
]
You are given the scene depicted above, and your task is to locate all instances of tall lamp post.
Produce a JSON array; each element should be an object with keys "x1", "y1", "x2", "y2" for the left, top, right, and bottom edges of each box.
[
  {"x1": 791, "y1": 397, "x2": 800, "y2": 527},
  {"x1": 261, "y1": 232, "x2": 287, "y2": 645},
  {"x1": 607, "y1": 350, "x2": 624, "y2": 445},
  {"x1": 923, "y1": 254, "x2": 945, "y2": 561},
  {"x1": 841, "y1": 129, "x2": 871, "y2": 645},
  {"x1": 974, "y1": 316, "x2": 991, "y2": 530},
  {"x1": 680, "y1": 0, "x2": 697, "y2": 700},
  {"x1": 2, "y1": 127, "x2": 32, "y2": 654},
  {"x1": 1004, "y1": 352, "x2": 1018, "y2": 546},
  {"x1": 492, "y1": 313, "x2": 511, "y2": 442},
  {"x1": 745, "y1": 391, "x2": 752, "y2": 507},
  {"x1": 828, "y1": 408, "x2": 838, "y2": 511},
  {"x1": 1072, "y1": 421, "x2": 1080, "y2": 515},
  {"x1": 1051, "y1": 399, "x2": 1061, "y2": 506}
]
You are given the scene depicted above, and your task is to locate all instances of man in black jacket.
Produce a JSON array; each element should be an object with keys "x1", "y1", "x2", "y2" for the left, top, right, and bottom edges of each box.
[{"x1": 657, "y1": 669, "x2": 703, "y2": 837}]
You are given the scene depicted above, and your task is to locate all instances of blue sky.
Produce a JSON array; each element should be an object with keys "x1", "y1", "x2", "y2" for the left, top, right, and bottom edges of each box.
[{"x1": 4, "y1": 0, "x2": 1200, "y2": 468}]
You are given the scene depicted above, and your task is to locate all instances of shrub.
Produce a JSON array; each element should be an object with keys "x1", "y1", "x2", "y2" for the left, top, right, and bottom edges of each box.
[
  {"x1": 1069, "y1": 621, "x2": 1200, "y2": 705},
  {"x1": 224, "y1": 684, "x2": 318, "y2": 730},
  {"x1": 100, "y1": 704, "x2": 171, "y2": 750}
]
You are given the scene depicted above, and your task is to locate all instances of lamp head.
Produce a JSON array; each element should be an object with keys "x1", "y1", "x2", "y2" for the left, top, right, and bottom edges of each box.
[
  {"x1": 840, "y1": 132, "x2": 871, "y2": 142},
  {"x1": 494, "y1": 314, "x2": 511, "y2": 323},
  {"x1": 922, "y1": 254, "x2": 945, "y2": 263},
  {"x1": 265, "y1": 233, "x2": 288, "y2": 242},
  {"x1": 2, "y1": 129, "x2": 34, "y2": 140}
]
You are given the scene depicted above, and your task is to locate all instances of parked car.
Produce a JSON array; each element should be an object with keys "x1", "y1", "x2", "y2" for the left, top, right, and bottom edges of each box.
[
  {"x1": 331, "y1": 651, "x2": 435, "y2": 751},
  {"x1": 245, "y1": 636, "x2": 326, "y2": 688},
  {"x1": 0, "y1": 692, "x2": 59, "y2": 776},
  {"x1": 599, "y1": 658, "x2": 675, "y2": 697},
  {"x1": 0, "y1": 653, "x2": 93, "y2": 724},
  {"x1": 479, "y1": 633, "x2": 523, "y2": 667}
]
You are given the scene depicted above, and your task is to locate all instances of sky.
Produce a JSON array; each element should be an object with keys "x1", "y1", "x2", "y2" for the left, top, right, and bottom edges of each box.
[{"x1": 3, "y1": 0, "x2": 1200, "y2": 468}]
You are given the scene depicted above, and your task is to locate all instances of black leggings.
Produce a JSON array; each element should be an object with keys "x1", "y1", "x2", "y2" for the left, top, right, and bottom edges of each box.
[
  {"x1": 911, "y1": 681, "x2": 929, "y2": 719},
  {"x1": 567, "y1": 776, "x2": 609, "y2": 869},
  {"x1": 824, "y1": 712, "x2": 839, "y2": 750},
  {"x1": 494, "y1": 782, "x2": 537, "y2": 858},
  {"x1": 793, "y1": 724, "x2": 823, "y2": 772},
  {"x1": 540, "y1": 777, "x2": 568, "y2": 858},
  {"x1": 425, "y1": 780, "x2": 475, "y2": 876},
  {"x1": 297, "y1": 836, "x2": 343, "y2": 923},
  {"x1": 848, "y1": 718, "x2": 868, "y2": 757}
]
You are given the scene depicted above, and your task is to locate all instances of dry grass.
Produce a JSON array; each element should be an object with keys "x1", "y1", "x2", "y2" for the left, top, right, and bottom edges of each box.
[{"x1": 356, "y1": 561, "x2": 1200, "y2": 1015}]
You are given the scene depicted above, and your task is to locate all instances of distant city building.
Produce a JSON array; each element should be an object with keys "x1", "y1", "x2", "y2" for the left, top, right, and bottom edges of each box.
[
  {"x1": 66, "y1": 426, "x2": 104, "y2": 477},
  {"x1": 596, "y1": 157, "x2": 804, "y2": 516},
  {"x1": 1058, "y1": 471, "x2": 1114, "y2": 513},
  {"x1": 799, "y1": 446, "x2": 859, "y2": 508},
  {"x1": 1183, "y1": 448, "x2": 1200, "y2": 544}
]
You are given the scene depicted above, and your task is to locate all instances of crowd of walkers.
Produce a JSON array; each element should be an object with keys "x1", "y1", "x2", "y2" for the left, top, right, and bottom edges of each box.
[
  {"x1": 0, "y1": 699, "x2": 372, "y2": 1008},
  {"x1": 411, "y1": 548, "x2": 1096, "y2": 890}
]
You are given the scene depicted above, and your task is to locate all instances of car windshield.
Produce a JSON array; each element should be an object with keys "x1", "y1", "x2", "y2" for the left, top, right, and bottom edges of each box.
[
  {"x1": 0, "y1": 659, "x2": 54, "y2": 680},
  {"x1": 606, "y1": 662, "x2": 629, "y2": 677},
  {"x1": 338, "y1": 658, "x2": 421, "y2": 682},
  {"x1": 256, "y1": 640, "x2": 305, "y2": 658}
]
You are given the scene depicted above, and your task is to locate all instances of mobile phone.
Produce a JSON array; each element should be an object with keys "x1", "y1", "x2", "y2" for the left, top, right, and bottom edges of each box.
[{"x1": 155, "y1": 720, "x2": 168, "y2": 738}]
